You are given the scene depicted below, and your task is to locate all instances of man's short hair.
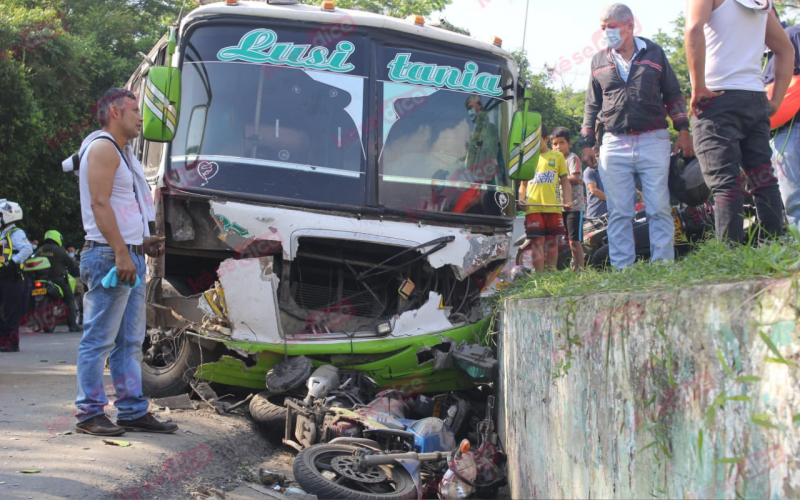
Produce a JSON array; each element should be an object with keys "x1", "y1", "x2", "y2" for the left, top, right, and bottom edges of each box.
[
  {"x1": 601, "y1": 3, "x2": 634, "y2": 26},
  {"x1": 551, "y1": 127, "x2": 572, "y2": 143},
  {"x1": 592, "y1": 144, "x2": 600, "y2": 153},
  {"x1": 96, "y1": 87, "x2": 136, "y2": 126},
  {"x1": 541, "y1": 122, "x2": 549, "y2": 139},
  {"x1": 465, "y1": 95, "x2": 482, "y2": 109}
]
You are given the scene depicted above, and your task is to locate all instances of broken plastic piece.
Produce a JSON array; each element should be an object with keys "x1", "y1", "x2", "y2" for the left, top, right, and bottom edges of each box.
[
  {"x1": 451, "y1": 341, "x2": 497, "y2": 382},
  {"x1": 152, "y1": 393, "x2": 194, "y2": 410},
  {"x1": 266, "y1": 356, "x2": 313, "y2": 394},
  {"x1": 416, "y1": 337, "x2": 456, "y2": 370}
]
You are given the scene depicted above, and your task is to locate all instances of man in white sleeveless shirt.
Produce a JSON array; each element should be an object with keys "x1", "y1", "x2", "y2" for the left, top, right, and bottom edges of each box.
[
  {"x1": 75, "y1": 88, "x2": 174, "y2": 436},
  {"x1": 686, "y1": 0, "x2": 794, "y2": 243}
]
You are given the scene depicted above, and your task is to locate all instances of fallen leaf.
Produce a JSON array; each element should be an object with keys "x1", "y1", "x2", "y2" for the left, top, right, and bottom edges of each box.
[
  {"x1": 57, "y1": 360, "x2": 66, "y2": 364},
  {"x1": 102, "y1": 439, "x2": 131, "y2": 447},
  {"x1": 20, "y1": 470, "x2": 40, "y2": 474}
]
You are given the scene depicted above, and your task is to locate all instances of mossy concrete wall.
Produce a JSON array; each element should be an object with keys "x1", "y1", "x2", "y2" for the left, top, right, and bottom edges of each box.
[{"x1": 497, "y1": 278, "x2": 800, "y2": 499}]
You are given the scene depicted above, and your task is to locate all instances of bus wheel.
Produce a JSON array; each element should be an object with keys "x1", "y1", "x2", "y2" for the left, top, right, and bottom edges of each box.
[{"x1": 141, "y1": 330, "x2": 217, "y2": 398}]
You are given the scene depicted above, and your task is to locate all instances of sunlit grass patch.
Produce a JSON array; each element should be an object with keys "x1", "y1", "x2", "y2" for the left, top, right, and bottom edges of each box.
[{"x1": 503, "y1": 234, "x2": 800, "y2": 300}]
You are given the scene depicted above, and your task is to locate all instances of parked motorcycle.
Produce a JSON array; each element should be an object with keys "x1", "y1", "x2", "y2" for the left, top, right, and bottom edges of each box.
[
  {"x1": 587, "y1": 202, "x2": 716, "y2": 268},
  {"x1": 586, "y1": 154, "x2": 717, "y2": 268},
  {"x1": 22, "y1": 256, "x2": 78, "y2": 333}
]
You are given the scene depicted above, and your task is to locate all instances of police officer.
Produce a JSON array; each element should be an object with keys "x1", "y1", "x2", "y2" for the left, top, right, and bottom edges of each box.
[
  {"x1": 35, "y1": 230, "x2": 81, "y2": 332},
  {"x1": 0, "y1": 200, "x2": 33, "y2": 352}
]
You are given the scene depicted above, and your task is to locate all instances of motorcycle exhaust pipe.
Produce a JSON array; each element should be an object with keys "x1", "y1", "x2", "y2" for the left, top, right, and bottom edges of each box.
[{"x1": 357, "y1": 451, "x2": 448, "y2": 468}]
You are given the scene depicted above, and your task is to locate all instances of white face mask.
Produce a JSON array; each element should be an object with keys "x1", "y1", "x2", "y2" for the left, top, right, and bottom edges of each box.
[
  {"x1": 467, "y1": 108, "x2": 478, "y2": 122},
  {"x1": 31, "y1": 244, "x2": 38, "y2": 250},
  {"x1": 604, "y1": 28, "x2": 624, "y2": 50}
]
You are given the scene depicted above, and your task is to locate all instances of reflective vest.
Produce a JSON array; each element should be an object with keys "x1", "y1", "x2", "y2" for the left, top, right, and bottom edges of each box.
[{"x1": 0, "y1": 227, "x2": 23, "y2": 279}]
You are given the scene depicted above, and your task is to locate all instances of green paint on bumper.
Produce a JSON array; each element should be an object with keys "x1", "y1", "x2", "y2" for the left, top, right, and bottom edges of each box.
[{"x1": 196, "y1": 317, "x2": 492, "y2": 393}]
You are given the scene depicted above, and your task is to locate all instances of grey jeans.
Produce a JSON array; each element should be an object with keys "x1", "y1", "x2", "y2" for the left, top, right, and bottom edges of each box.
[{"x1": 692, "y1": 90, "x2": 784, "y2": 243}]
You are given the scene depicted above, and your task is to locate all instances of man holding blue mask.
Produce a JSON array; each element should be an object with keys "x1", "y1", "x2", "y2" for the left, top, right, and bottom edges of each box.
[{"x1": 580, "y1": 3, "x2": 693, "y2": 269}]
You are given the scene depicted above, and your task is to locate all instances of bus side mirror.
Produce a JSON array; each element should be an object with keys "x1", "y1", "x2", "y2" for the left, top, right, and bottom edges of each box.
[
  {"x1": 508, "y1": 110, "x2": 541, "y2": 181},
  {"x1": 142, "y1": 66, "x2": 182, "y2": 142}
]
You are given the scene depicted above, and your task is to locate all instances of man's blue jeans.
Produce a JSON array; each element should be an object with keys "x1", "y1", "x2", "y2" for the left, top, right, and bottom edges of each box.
[
  {"x1": 75, "y1": 246, "x2": 148, "y2": 423},
  {"x1": 772, "y1": 123, "x2": 800, "y2": 231},
  {"x1": 599, "y1": 129, "x2": 674, "y2": 268}
]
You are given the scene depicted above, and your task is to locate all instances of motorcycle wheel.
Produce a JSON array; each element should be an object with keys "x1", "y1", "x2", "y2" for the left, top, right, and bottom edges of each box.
[
  {"x1": 42, "y1": 299, "x2": 57, "y2": 333},
  {"x1": 588, "y1": 244, "x2": 610, "y2": 269},
  {"x1": 249, "y1": 392, "x2": 288, "y2": 428},
  {"x1": 294, "y1": 444, "x2": 417, "y2": 500}
]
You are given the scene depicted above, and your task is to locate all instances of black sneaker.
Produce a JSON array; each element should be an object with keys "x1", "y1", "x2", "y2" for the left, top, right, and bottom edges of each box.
[
  {"x1": 117, "y1": 413, "x2": 178, "y2": 434},
  {"x1": 68, "y1": 324, "x2": 83, "y2": 332},
  {"x1": 76, "y1": 415, "x2": 126, "y2": 436}
]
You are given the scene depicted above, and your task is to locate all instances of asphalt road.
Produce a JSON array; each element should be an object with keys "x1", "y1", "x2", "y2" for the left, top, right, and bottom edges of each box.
[{"x1": 0, "y1": 327, "x2": 297, "y2": 500}]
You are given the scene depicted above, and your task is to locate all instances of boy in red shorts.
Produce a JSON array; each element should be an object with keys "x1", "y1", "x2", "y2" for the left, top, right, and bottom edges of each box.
[{"x1": 518, "y1": 123, "x2": 573, "y2": 272}]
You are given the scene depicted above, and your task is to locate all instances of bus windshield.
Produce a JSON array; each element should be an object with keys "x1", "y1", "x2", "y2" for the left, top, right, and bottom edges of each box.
[
  {"x1": 171, "y1": 25, "x2": 369, "y2": 205},
  {"x1": 170, "y1": 24, "x2": 513, "y2": 217}
]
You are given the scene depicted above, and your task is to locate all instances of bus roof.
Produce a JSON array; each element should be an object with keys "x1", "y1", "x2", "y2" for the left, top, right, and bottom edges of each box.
[{"x1": 181, "y1": 1, "x2": 516, "y2": 66}]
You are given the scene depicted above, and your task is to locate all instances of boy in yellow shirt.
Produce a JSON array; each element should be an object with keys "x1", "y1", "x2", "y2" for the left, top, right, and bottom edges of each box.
[{"x1": 518, "y1": 123, "x2": 573, "y2": 272}]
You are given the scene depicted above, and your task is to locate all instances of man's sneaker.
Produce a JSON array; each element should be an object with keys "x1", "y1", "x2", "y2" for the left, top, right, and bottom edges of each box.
[
  {"x1": 68, "y1": 324, "x2": 83, "y2": 332},
  {"x1": 76, "y1": 415, "x2": 126, "y2": 436},
  {"x1": 117, "y1": 413, "x2": 178, "y2": 434}
]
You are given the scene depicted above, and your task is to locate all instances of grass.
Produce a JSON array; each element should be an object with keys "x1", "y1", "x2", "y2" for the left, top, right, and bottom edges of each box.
[{"x1": 503, "y1": 232, "x2": 800, "y2": 300}]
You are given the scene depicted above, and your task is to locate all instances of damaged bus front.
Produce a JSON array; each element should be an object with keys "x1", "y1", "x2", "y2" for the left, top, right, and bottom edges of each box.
[{"x1": 128, "y1": 2, "x2": 537, "y2": 398}]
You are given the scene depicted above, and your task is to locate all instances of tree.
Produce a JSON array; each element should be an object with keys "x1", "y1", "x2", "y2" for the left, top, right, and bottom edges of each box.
[
  {"x1": 512, "y1": 49, "x2": 582, "y2": 151},
  {"x1": 1, "y1": 0, "x2": 182, "y2": 246}
]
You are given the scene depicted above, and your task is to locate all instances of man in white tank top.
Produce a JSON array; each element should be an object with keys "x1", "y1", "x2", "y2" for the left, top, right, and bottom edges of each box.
[
  {"x1": 686, "y1": 0, "x2": 794, "y2": 243},
  {"x1": 74, "y1": 88, "x2": 176, "y2": 436}
]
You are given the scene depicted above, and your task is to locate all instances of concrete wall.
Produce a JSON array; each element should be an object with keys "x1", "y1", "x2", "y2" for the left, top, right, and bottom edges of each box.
[{"x1": 498, "y1": 278, "x2": 800, "y2": 499}]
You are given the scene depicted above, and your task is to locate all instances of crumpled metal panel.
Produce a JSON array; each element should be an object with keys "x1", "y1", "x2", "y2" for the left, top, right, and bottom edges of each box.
[{"x1": 208, "y1": 200, "x2": 510, "y2": 280}]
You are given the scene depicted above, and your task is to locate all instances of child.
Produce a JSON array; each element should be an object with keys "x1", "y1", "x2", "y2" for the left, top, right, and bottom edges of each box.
[
  {"x1": 550, "y1": 127, "x2": 585, "y2": 270},
  {"x1": 518, "y1": 123, "x2": 572, "y2": 272},
  {"x1": 584, "y1": 144, "x2": 608, "y2": 218}
]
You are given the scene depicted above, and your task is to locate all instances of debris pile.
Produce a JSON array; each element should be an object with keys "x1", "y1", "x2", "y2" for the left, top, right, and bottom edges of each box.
[{"x1": 243, "y1": 343, "x2": 505, "y2": 500}]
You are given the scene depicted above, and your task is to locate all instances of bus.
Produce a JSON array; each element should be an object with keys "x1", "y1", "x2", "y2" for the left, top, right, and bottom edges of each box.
[{"x1": 126, "y1": 0, "x2": 538, "y2": 398}]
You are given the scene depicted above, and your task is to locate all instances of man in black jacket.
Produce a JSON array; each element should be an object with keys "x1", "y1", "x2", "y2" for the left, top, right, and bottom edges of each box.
[
  {"x1": 580, "y1": 3, "x2": 693, "y2": 269},
  {"x1": 34, "y1": 230, "x2": 81, "y2": 331}
]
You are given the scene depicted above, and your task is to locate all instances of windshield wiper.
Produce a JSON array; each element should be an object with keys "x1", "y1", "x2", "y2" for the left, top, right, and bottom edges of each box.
[{"x1": 355, "y1": 236, "x2": 455, "y2": 281}]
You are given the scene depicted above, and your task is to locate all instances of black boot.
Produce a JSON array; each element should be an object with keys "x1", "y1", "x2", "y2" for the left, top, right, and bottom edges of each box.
[
  {"x1": 76, "y1": 415, "x2": 126, "y2": 436},
  {"x1": 117, "y1": 413, "x2": 178, "y2": 434},
  {"x1": 0, "y1": 342, "x2": 19, "y2": 352}
]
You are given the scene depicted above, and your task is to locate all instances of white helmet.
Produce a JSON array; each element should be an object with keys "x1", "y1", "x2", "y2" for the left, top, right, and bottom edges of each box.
[{"x1": 0, "y1": 200, "x2": 23, "y2": 226}]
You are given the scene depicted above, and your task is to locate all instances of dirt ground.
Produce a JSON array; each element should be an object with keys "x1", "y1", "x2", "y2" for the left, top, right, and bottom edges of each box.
[{"x1": 0, "y1": 327, "x2": 303, "y2": 500}]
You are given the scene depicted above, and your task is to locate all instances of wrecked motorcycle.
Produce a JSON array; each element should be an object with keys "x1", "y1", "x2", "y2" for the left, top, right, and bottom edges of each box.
[
  {"x1": 280, "y1": 364, "x2": 487, "y2": 451},
  {"x1": 293, "y1": 395, "x2": 505, "y2": 500}
]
